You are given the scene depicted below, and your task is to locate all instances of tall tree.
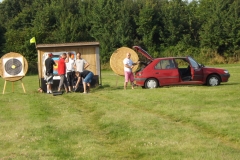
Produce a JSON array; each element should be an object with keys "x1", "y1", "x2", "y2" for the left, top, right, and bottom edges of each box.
[
  {"x1": 135, "y1": 0, "x2": 161, "y2": 57},
  {"x1": 159, "y1": 0, "x2": 189, "y2": 46},
  {"x1": 199, "y1": 0, "x2": 240, "y2": 56},
  {"x1": 89, "y1": 0, "x2": 136, "y2": 63}
]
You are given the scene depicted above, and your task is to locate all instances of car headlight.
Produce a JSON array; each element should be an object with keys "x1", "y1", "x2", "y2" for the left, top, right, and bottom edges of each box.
[{"x1": 224, "y1": 70, "x2": 229, "y2": 74}]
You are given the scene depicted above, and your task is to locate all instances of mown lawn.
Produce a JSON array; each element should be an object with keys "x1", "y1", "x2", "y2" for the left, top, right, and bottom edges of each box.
[{"x1": 0, "y1": 64, "x2": 240, "y2": 159}]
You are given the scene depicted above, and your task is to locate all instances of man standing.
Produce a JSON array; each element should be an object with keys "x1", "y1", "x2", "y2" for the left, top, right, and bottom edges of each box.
[
  {"x1": 45, "y1": 53, "x2": 56, "y2": 94},
  {"x1": 57, "y1": 53, "x2": 68, "y2": 93},
  {"x1": 123, "y1": 52, "x2": 139, "y2": 90},
  {"x1": 74, "y1": 52, "x2": 89, "y2": 72}
]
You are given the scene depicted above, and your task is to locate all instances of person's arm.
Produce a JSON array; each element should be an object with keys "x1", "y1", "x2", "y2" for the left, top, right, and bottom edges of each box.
[
  {"x1": 124, "y1": 60, "x2": 139, "y2": 69},
  {"x1": 132, "y1": 61, "x2": 140, "y2": 65},
  {"x1": 65, "y1": 53, "x2": 70, "y2": 63},
  {"x1": 84, "y1": 62, "x2": 90, "y2": 69},
  {"x1": 52, "y1": 59, "x2": 56, "y2": 66},
  {"x1": 73, "y1": 61, "x2": 76, "y2": 69},
  {"x1": 75, "y1": 77, "x2": 81, "y2": 88},
  {"x1": 83, "y1": 59, "x2": 89, "y2": 69},
  {"x1": 124, "y1": 64, "x2": 134, "y2": 69}
]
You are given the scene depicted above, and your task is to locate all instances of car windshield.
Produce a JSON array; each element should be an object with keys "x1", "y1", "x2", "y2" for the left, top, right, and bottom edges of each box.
[{"x1": 188, "y1": 57, "x2": 199, "y2": 69}]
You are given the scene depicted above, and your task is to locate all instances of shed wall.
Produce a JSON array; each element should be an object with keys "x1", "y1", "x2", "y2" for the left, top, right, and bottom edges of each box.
[{"x1": 37, "y1": 45, "x2": 100, "y2": 79}]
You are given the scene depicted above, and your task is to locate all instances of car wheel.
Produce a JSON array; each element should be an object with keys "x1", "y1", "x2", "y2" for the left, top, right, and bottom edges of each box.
[
  {"x1": 144, "y1": 78, "x2": 158, "y2": 89},
  {"x1": 207, "y1": 75, "x2": 220, "y2": 86}
]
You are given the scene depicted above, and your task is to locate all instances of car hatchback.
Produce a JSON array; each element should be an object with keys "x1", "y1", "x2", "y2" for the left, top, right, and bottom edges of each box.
[{"x1": 133, "y1": 46, "x2": 230, "y2": 89}]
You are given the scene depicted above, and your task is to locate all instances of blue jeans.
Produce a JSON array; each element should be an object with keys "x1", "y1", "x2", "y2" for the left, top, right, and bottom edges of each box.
[{"x1": 83, "y1": 72, "x2": 94, "y2": 83}]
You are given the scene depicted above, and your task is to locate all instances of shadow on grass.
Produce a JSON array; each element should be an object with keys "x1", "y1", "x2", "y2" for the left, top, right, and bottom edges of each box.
[
  {"x1": 220, "y1": 82, "x2": 240, "y2": 86},
  {"x1": 161, "y1": 82, "x2": 238, "y2": 88},
  {"x1": 92, "y1": 84, "x2": 124, "y2": 91}
]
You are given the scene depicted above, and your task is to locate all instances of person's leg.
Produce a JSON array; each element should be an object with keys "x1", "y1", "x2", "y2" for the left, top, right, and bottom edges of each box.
[
  {"x1": 83, "y1": 82, "x2": 87, "y2": 93},
  {"x1": 58, "y1": 75, "x2": 64, "y2": 91},
  {"x1": 84, "y1": 72, "x2": 93, "y2": 93},
  {"x1": 124, "y1": 71, "x2": 130, "y2": 90},
  {"x1": 47, "y1": 84, "x2": 53, "y2": 93},
  {"x1": 70, "y1": 72, "x2": 74, "y2": 91},
  {"x1": 48, "y1": 74, "x2": 54, "y2": 93},
  {"x1": 47, "y1": 84, "x2": 50, "y2": 93},
  {"x1": 129, "y1": 72, "x2": 135, "y2": 89},
  {"x1": 86, "y1": 83, "x2": 90, "y2": 92},
  {"x1": 46, "y1": 75, "x2": 51, "y2": 93},
  {"x1": 63, "y1": 75, "x2": 69, "y2": 93},
  {"x1": 124, "y1": 82, "x2": 128, "y2": 90},
  {"x1": 49, "y1": 84, "x2": 52, "y2": 93},
  {"x1": 66, "y1": 72, "x2": 71, "y2": 91}
]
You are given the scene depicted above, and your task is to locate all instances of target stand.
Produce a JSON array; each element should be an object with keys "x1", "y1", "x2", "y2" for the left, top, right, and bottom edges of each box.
[{"x1": 0, "y1": 52, "x2": 28, "y2": 94}]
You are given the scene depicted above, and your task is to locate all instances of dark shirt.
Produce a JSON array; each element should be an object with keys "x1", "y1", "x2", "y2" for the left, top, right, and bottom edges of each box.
[
  {"x1": 45, "y1": 57, "x2": 56, "y2": 74},
  {"x1": 80, "y1": 70, "x2": 91, "y2": 78}
]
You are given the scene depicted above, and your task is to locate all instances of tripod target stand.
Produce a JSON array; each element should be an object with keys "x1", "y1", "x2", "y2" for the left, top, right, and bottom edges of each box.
[{"x1": 0, "y1": 52, "x2": 28, "y2": 94}]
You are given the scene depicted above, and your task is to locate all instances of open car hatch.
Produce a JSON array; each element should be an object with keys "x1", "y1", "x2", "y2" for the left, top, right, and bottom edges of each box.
[{"x1": 133, "y1": 46, "x2": 154, "y2": 61}]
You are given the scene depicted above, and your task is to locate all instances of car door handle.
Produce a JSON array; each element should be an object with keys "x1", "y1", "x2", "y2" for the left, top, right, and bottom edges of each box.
[{"x1": 156, "y1": 72, "x2": 159, "y2": 74}]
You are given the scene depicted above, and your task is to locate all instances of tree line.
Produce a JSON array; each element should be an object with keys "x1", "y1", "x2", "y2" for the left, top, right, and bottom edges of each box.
[{"x1": 0, "y1": 0, "x2": 239, "y2": 66}]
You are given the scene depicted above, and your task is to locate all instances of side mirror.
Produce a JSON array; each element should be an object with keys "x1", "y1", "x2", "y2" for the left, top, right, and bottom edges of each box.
[{"x1": 199, "y1": 63, "x2": 205, "y2": 67}]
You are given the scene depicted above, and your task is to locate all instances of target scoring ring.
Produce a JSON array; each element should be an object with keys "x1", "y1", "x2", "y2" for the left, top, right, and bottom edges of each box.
[{"x1": 4, "y1": 58, "x2": 23, "y2": 76}]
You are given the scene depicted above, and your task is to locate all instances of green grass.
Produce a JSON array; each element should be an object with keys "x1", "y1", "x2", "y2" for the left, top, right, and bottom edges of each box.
[{"x1": 0, "y1": 64, "x2": 240, "y2": 159}]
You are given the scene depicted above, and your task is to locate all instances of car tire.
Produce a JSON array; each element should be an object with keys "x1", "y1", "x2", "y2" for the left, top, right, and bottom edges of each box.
[
  {"x1": 144, "y1": 78, "x2": 159, "y2": 89},
  {"x1": 207, "y1": 75, "x2": 220, "y2": 86}
]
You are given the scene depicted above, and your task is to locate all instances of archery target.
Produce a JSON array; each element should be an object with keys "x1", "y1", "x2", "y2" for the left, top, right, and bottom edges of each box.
[{"x1": 3, "y1": 57, "x2": 24, "y2": 77}]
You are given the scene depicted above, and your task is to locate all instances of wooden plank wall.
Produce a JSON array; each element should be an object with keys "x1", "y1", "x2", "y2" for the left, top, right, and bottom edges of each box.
[{"x1": 37, "y1": 46, "x2": 100, "y2": 79}]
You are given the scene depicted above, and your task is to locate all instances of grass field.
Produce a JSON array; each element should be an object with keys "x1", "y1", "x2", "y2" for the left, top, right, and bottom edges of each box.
[{"x1": 0, "y1": 64, "x2": 240, "y2": 159}]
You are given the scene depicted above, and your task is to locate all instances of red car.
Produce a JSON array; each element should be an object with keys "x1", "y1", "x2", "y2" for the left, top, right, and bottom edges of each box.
[{"x1": 133, "y1": 46, "x2": 230, "y2": 88}]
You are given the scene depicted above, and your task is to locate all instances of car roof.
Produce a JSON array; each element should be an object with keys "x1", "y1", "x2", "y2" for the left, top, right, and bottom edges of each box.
[{"x1": 154, "y1": 56, "x2": 190, "y2": 60}]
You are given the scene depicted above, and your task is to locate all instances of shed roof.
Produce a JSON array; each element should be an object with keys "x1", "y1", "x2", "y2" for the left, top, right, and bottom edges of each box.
[{"x1": 36, "y1": 42, "x2": 100, "y2": 49}]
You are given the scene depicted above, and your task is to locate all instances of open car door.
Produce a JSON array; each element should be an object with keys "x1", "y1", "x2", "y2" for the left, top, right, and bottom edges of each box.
[{"x1": 188, "y1": 57, "x2": 203, "y2": 81}]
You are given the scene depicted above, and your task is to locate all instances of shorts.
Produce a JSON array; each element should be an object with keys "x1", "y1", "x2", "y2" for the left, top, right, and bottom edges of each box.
[
  {"x1": 124, "y1": 71, "x2": 134, "y2": 82},
  {"x1": 45, "y1": 73, "x2": 54, "y2": 84},
  {"x1": 83, "y1": 72, "x2": 94, "y2": 83}
]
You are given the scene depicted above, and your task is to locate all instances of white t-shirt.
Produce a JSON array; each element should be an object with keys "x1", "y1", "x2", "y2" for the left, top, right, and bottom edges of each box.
[
  {"x1": 74, "y1": 58, "x2": 87, "y2": 72},
  {"x1": 66, "y1": 58, "x2": 75, "y2": 72},
  {"x1": 123, "y1": 58, "x2": 133, "y2": 72}
]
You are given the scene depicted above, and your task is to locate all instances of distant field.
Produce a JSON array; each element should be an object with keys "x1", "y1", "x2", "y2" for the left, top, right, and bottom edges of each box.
[{"x1": 0, "y1": 64, "x2": 240, "y2": 159}]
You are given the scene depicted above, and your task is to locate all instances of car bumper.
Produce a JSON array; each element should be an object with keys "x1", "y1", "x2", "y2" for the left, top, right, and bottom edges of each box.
[
  {"x1": 134, "y1": 78, "x2": 146, "y2": 86},
  {"x1": 221, "y1": 73, "x2": 230, "y2": 82}
]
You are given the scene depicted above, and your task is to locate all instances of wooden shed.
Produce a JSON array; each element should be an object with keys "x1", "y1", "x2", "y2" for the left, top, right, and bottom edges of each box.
[{"x1": 36, "y1": 42, "x2": 101, "y2": 92}]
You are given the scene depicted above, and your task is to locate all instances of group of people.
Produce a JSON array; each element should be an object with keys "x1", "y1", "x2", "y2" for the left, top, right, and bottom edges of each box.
[
  {"x1": 44, "y1": 51, "x2": 139, "y2": 94},
  {"x1": 44, "y1": 52, "x2": 94, "y2": 94}
]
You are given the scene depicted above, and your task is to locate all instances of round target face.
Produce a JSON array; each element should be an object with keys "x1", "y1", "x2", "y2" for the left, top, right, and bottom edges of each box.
[{"x1": 4, "y1": 58, "x2": 23, "y2": 76}]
